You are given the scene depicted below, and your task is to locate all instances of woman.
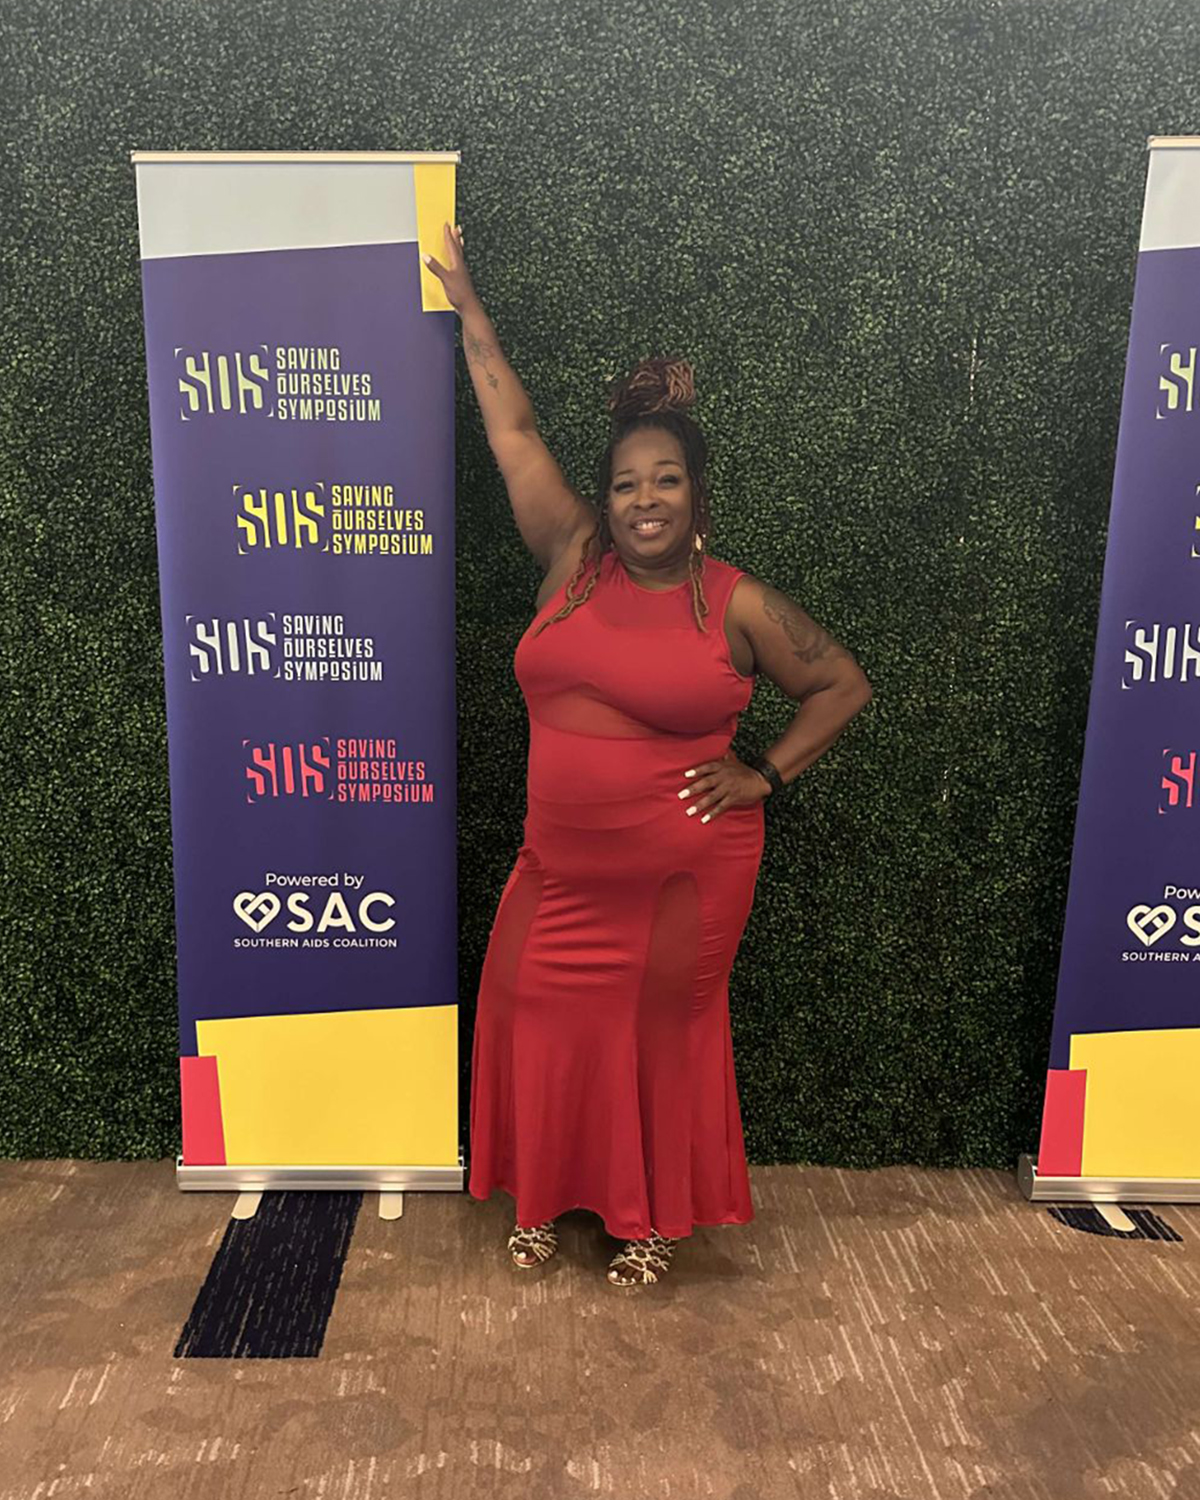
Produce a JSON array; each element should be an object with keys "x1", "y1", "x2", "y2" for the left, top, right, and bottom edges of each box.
[{"x1": 424, "y1": 223, "x2": 872, "y2": 1288}]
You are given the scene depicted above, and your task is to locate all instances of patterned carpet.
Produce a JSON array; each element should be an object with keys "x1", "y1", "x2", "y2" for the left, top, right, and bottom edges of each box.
[{"x1": 1, "y1": 1160, "x2": 1197, "y2": 1499}]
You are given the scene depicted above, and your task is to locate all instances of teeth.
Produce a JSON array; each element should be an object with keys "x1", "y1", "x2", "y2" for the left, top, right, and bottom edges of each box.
[{"x1": 635, "y1": 520, "x2": 666, "y2": 531}]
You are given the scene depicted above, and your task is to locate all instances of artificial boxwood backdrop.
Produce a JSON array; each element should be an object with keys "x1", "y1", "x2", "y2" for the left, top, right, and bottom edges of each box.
[{"x1": 2, "y1": 0, "x2": 1188, "y2": 1164}]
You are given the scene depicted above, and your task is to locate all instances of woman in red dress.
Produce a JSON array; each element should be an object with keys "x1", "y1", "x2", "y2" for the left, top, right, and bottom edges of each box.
[{"x1": 424, "y1": 225, "x2": 872, "y2": 1287}]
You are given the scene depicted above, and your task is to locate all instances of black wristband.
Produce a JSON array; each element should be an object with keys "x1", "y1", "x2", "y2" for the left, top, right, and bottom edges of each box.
[{"x1": 750, "y1": 754, "x2": 785, "y2": 798}]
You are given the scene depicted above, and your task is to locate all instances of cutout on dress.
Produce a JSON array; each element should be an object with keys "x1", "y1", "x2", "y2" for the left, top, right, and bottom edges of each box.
[
  {"x1": 530, "y1": 684, "x2": 664, "y2": 738},
  {"x1": 636, "y1": 871, "x2": 702, "y2": 1213},
  {"x1": 469, "y1": 853, "x2": 545, "y2": 1184},
  {"x1": 482, "y1": 853, "x2": 545, "y2": 1017}
]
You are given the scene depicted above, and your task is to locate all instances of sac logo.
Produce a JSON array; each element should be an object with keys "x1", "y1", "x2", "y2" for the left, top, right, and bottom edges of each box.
[
  {"x1": 233, "y1": 889, "x2": 396, "y2": 934},
  {"x1": 1126, "y1": 904, "x2": 1177, "y2": 945}
]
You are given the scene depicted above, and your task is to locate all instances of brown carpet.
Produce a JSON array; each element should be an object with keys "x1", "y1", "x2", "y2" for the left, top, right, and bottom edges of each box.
[{"x1": 1, "y1": 1160, "x2": 1198, "y2": 1499}]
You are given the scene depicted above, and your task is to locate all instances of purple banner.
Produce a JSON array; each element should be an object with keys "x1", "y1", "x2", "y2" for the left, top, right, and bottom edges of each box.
[
  {"x1": 135, "y1": 153, "x2": 461, "y2": 1171},
  {"x1": 1037, "y1": 146, "x2": 1200, "y2": 1183}
]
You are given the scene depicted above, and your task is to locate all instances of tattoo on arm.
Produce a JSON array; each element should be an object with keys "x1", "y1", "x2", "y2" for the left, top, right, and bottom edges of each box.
[
  {"x1": 761, "y1": 586, "x2": 852, "y2": 665},
  {"x1": 463, "y1": 329, "x2": 499, "y2": 390}
]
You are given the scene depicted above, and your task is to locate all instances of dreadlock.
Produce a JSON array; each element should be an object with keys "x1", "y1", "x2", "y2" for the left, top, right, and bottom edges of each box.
[{"x1": 531, "y1": 354, "x2": 714, "y2": 637}]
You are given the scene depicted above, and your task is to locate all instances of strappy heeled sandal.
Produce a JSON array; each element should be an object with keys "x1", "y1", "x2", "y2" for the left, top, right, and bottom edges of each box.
[
  {"x1": 606, "y1": 1229, "x2": 680, "y2": 1287},
  {"x1": 507, "y1": 1219, "x2": 558, "y2": 1269}
]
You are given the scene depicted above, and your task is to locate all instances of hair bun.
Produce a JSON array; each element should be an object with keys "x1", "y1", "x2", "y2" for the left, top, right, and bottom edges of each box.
[{"x1": 606, "y1": 355, "x2": 696, "y2": 423}]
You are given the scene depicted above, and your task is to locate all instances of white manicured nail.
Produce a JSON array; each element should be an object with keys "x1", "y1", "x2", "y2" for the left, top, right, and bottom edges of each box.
[
  {"x1": 678, "y1": 788, "x2": 690, "y2": 799},
  {"x1": 687, "y1": 805, "x2": 697, "y2": 816},
  {"x1": 700, "y1": 814, "x2": 711, "y2": 823}
]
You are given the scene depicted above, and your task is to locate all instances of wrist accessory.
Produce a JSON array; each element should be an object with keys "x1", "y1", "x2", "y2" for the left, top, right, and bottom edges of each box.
[{"x1": 749, "y1": 754, "x2": 785, "y2": 798}]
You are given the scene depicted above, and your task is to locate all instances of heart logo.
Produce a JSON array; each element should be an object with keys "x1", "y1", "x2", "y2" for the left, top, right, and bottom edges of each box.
[
  {"x1": 1126, "y1": 904, "x2": 1176, "y2": 946},
  {"x1": 234, "y1": 891, "x2": 281, "y2": 932}
]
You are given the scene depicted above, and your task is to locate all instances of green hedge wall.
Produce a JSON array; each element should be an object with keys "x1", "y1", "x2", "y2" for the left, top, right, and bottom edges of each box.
[{"x1": 2, "y1": 0, "x2": 1188, "y2": 1164}]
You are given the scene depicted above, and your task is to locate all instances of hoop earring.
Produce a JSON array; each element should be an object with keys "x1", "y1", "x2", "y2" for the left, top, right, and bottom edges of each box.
[{"x1": 693, "y1": 530, "x2": 704, "y2": 551}]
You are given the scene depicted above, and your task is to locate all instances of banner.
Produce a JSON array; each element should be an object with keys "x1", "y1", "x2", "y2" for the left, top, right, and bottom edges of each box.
[
  {"x1": 131, "y1": 150, "x2": 462, "y2": 1188},
  {"x1": 1028, "y1": 137, "x2": 1200, "y2": 1199}
]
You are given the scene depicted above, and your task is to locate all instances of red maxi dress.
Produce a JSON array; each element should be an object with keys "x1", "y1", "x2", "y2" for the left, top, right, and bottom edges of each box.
[{"x1": 467, "y1": 546, "x2": 763, "y2": 1239}]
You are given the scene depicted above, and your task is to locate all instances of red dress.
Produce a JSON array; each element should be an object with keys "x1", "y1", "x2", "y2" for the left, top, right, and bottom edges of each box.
[{"x1": 467, "y1": 547, "x2": 763, "y2": 1239}]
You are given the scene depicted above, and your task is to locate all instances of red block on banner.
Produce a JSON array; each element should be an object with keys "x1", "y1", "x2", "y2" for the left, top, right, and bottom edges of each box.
[
  {"x1": 180, "y1": 1054, "x2": 226, "y2": 1165},
  {"x1": 1037, "y1": 1068, "x2": 1087, "y2": 1177}
]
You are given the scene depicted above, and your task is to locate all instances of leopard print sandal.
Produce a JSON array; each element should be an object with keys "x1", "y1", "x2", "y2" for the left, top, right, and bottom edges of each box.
[
  {"x1": 606, "y1": 1229, "x2": 680, "y2": 1287},
  {"x1": 507, "y1": 1218, "x2": 559, "y2": 1269}
]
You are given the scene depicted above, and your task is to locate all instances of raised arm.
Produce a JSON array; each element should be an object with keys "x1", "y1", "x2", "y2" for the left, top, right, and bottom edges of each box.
[{"x1": 424, "y1": 223, "x2": 593, "y2": 572}]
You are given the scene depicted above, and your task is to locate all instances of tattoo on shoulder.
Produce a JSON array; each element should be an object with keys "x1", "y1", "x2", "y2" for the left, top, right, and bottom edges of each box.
[
  {"x1": 463, "y1": 329, "x2": 499, "y2": 390},
  {"x1": 760, "y1": 586, "x2": 851, "y2": 665}
]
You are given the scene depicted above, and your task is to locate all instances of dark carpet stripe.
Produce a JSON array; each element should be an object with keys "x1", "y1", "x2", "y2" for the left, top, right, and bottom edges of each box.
[
  {"x1": 1047, "y1": 1204, "x2": 1182, "y2": 1241},
  {"x1": 1126, "y1": 1207, "x2": 1183, "y2": 1242},
  {"x1": 174, "y1": 1191, "x2": 361, "y2": 1358}
]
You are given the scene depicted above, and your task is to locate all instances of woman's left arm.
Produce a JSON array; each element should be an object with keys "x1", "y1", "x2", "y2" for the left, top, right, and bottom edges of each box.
[
  {"x1": 681, "y1": 575, "x2": 872, "y2": 821},
  {"x1": 737, "y1": 575, "x2": 872, "y2": 787}
]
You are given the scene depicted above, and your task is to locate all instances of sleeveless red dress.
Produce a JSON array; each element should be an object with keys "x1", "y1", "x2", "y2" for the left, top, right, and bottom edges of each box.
[{"x1": 467, "y1": 546, "x2": 763, "y2": 1239}]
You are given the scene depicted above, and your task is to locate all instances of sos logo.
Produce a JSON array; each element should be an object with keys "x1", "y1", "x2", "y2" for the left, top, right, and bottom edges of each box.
[
  {"x1": 178, "y1": 347, "x2": 270, "y2": 419},
  {"x1": 187, "y1": 614, "x2": 277, "y2": 679},
  {"x1": 244, "y1": 740, "x2": 332, "y2": 801}
]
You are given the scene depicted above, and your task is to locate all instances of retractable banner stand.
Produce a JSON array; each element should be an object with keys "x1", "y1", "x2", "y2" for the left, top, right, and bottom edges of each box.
[
  {"x1": 1021, "y1": 137, "x2": 1200, "y2": 1204},
  {"x1": 131, "y1": 150, "x2": 462, "y2": 1191}
]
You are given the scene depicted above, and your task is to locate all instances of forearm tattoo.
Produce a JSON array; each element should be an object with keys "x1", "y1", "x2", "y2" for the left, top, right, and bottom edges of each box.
[
  {"x1": 463, "y1": 329, "x2": 500, "y2": 390},
  {"x1": 761, "y1": 586, "x2": 852, "y2": 665}
]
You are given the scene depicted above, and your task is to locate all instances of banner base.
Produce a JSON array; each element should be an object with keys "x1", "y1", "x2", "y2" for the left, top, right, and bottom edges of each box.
[
  {"x1": 176, "y1": 1152, "x2": 464, "y2": 1192},
  {"x1": 1017, "y1": 1153, "x2": 1200, "y2": 1202}
]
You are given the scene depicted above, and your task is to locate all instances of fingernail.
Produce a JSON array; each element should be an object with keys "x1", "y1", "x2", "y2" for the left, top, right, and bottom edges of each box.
[
  {"x1": 677, "y1": 788, "x2": 690, "y2": 799},
  {"x1": 700, "y1": 814, "x2": 711, "y2": 823},
  {"x1": 422, "y1": 253, "x2": 430, "y2": 264},
  {"x1": 687, "y1": 806, "x2": 698, "y2": 817},
  {"x1": 684, "y1": 769, "x2": 696, "y2": 777}
]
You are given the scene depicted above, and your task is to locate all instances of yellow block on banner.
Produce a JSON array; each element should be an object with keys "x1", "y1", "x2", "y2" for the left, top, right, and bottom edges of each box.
[
  {"x1": 1072, "y1": 1027, "x2": 1200, "y2": 1178},
  {"x1": 195, "y1": 1006, "x2": 459, "y2": 1166},
  {"x1": 413, "y1": 161, "x2": 457, "y2": 314}
]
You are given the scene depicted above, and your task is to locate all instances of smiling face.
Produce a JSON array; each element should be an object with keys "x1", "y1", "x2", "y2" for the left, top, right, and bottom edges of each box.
[{"x1": 606, "y1": 426, "x2": 695, "y2": 574}]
